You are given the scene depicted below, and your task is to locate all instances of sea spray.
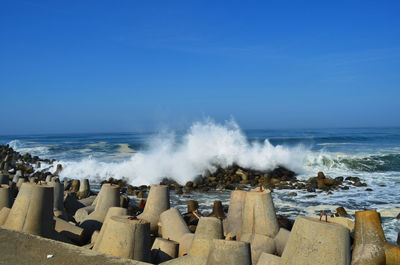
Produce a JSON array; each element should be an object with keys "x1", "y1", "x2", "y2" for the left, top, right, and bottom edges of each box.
[{"x1": 56, "y1": 120, "x2": 310, "y2": 184}]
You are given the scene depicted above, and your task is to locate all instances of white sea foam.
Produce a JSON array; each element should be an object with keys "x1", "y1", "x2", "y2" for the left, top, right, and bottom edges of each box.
[
  {"x1": 8, "y1": 140, "x2": 50, "y2": 156},
  {"x1": 55, "y1": 119, "x2": 310, "y2": 184}
]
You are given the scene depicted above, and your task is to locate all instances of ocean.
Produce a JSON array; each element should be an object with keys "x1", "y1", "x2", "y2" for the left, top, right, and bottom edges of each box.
[{"x1": 1, "y1": 120, "x2": 399, "y2": 243}]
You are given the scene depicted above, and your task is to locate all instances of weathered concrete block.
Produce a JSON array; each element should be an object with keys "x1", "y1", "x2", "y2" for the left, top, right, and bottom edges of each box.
[
  {"x1": 93, "y1": 215, "x2": 151, "y2": 262},
  {"x1": 206, "y1": 239, "x2": 251, "y2": 265},
  {"x1": 280, "y1": 216, "x2": 350, "y2": 265},
  {"x1": 138, "y1": 184, "x2": 170, "y2": 235},
  {"x1": 151, "y1": 237, "x2": 178, "y2": 263}
]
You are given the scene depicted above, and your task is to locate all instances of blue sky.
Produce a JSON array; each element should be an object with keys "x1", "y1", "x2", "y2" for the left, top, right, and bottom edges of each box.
[{"x1": 1, "y1": 1, "x2": 399, "y2": 134}]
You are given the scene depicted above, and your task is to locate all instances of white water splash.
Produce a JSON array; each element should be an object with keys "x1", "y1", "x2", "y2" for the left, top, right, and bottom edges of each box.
[{"x1": 56, "y1": 119, "x2": 310, "y2": 184}]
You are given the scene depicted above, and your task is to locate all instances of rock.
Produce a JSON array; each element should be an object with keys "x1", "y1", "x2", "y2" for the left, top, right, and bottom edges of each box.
[
  {"x1": 276, "y1": 215, "x2": 294, "y2": 231},
  {"x1": 288, "y1": 192, "x2": 297, "y2": 197},
  {"x1": 187, "y1": 200, "x2": 199, "y2": 213},
  {"x1": 269, "y1": 166, "x2": 296, "y2": 181},
  {"x1": 366, "y1": 188, "x2": 373, "y2": 192},
  {"x1": 185, "y1": 181, "x2": 193, "y2": 188},
  {"x1": 345, "y1": 176, "x2": 360, "y2": 182},
  {"x1": 188, "y1": 225, "x2": 196, "y2": 233},
  {"x1": 354, "y1": 181, "x2": 367, "y2": 187},
  {"x1": 317, "y1": 171, "x2": 325, "y2": 179},
  {"x1": 336, "y1": 207, "x2": 348, "y2": 217},
  {"x1": 175, "y1": 187, "x2": 183, "y2": 195},
  {"x1": 334, "y1": 176, "x2": 344, "y2": 183},
  {"x1": 307, "y1": 186, "x2": 316, "y2": 192},
  {"x1": 324, "y1": 178, "x2": 335, "y2": 186},
  {"x1": 317, "y1": 179, "x2": 326, "y2": 189}
]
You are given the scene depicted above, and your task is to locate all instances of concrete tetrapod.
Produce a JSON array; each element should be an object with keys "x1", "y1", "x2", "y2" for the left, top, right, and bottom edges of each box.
[
  {"x1": 240, "y1": 189, "x2": 279, "y2": 238},
  {"x1": 138, "y1": 185, "x2": 170, "y2": 235},
  {"x1": 75, "y1": 205, "x2": 95, "y2": 224},
  {"x1": 351, "y1": 209, "x2": 386, "y2": 265},
  {"x1": 178, "y1": 232, "x2": 194, "y2": 257},
  {"x1": 384, "y1": 242, "x2": 400, "y2": 265},
  {"x1": 240, "y1": 232, "x2": 276, "y2": 264},
  {"x1": 50, "y1": 182, "x2": 67, "y2": 220},
  {"x1": 189, "y1": 217, "x2": 223, "y2": 258},
  {"x1": 160, "y1": 217, "x2": 223, "y2": 265},
  {"x1": 16, "y1": 178, "x2": 26, "y2": 190},
  {"x1": 280, "y1": 216, "x2": 351, "y2": 265},
  {"x1": 206, "y1": 239, "x2": 251, "y2": 265},
  {"x1": 92, "y1": 206, "x2": 128, "y2": 245},
  {"x1": 80, "y1": 183, "x2": 120, "y2": 235},
  {"x1": 256, "y1": 252, "x2": 281, "y2": 265},
  {"x1": 54, "y1": 216, "x2": 85, "y2": 244},
  {"x1": 71, "y1": 179, "x2": 80, "y2": 192},
  {"x1": 160, "y1": 208, "x2": 190, "y2": 243},
  {"x1": 2, "y1": 183, "x2": 55, "y2": 238},
  {"x1": 93, "y1": 215, "x2": 151, "y2": 262},
  {"x1": 79, "y1": 195, "x2": 97, "y2": 207},
  {"x1": 77, "y1": 178, "x2": 90, "y2": 199},
  {"x1": 0, "y1": 207, "x2": 10, "y2": 226},
  {"x1": 274, "y1": 227, "x2": 290, "y2": 256},
  {"x1": 0, "y1": 185, "x2": 12, "y2": 210},
  {"x1": 151, "y1": 237, "x2": 178, "y2": 263},
  {"x1": 223, "y1": 190, "x2": 246, "y2": 237},
  {"x1": 12, "y1": 172, "x2": 21, "y2": 184}
]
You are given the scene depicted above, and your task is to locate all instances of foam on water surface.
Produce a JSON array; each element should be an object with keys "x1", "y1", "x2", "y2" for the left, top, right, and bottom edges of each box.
[{"x1": 2, "y1": 120, "x2": 400, "y2": 243}]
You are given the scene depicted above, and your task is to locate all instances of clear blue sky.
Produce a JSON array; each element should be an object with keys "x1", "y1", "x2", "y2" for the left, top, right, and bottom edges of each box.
[{"x1": 1, "y1": 1, "x2": 399, "y2": 134}]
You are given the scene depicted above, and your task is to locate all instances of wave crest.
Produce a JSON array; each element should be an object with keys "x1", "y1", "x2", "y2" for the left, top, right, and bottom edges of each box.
[{"x1": 58, "y1": 120, "x2": 310, "y2": 184}]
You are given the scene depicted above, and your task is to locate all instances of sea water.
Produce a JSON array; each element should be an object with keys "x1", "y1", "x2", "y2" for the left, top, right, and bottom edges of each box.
[{"x1": 1, "y1": 120, "x2": 399, "y2": 243}]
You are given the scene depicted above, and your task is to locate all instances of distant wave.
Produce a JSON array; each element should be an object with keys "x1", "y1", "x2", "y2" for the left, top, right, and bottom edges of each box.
[
  {"x1": 305, "y1": 153, "x2": 400, "y2": 173},
  {"x1": 8, "y1": 140, "x2": 50, "y2": 156}
]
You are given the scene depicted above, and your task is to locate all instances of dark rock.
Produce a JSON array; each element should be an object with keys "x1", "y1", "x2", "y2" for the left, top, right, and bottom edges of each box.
[
  {"x1": 289, "y1": 192, "x2": 297, "y2": 197},
  {"x1": 334, "y1": 177, "x2": 344, "y2": 183},
  {"x1": 139, "y1": 185, "x2": 148, "y2": 190},
  {"x1": 187, "y1": 200, "x2": 199, "y2": 213},
  {"x1": 354, "y1": 181, "x2": 367, "y2": 187},
  {"x1": 317, "y1": 171, "x2": 326, "y2": 180},
  {"x1": 305, "y1": 194, "x2": 317, "y2": 198},
  {"x1": 317, "y1": 179, "x2": 326, "y2": 189},
  {"x1": 342, "y1": 186, "x2": 350, "y2": 190},
  {"x1": 225, "y1": 184, "x2": 235, "y2": 190},
  {"x1": 276, "y1": 215, "x2": 294, "y2": 231},
  {"x1": 345, "y1": 176, "x2": 360, "y2": 182},
  {"x1": 336, "y1": 207, "x2": 348, "y2": 216},
  {"x1": 175, "y1": 187, "x2": 183, "y2": 195},
  {"x1": 307, "y1": 186, "x2": 316, "y2": 192},
  {"x1": 324, "y1": 178, "x2": 335, "y2": 186},
  {"x1": 366, "y1": 188, "x2": 373, "y2": 192},
  {"x1": 185, "y1": 181, "x2": 194, "y2": 188},
  {"x1": 188, "y1": 225, "x2": 197, "y2": 233},
  {"x1": 269, "y1": 166, "x2": 296, "y2": 181},
  {"x1": 184, "y1": 186, "x2": 192, "y2": 193}
]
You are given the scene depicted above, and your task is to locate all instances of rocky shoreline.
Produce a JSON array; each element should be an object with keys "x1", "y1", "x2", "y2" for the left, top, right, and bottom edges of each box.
[{"x1": 0, "y1": 144, "x2": 399, "y2": 264}]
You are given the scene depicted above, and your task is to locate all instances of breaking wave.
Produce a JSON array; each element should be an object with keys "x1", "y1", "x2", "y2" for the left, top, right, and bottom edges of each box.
[{"x1": 56, "y1": 120, "x2": 310, "y2": 184}]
